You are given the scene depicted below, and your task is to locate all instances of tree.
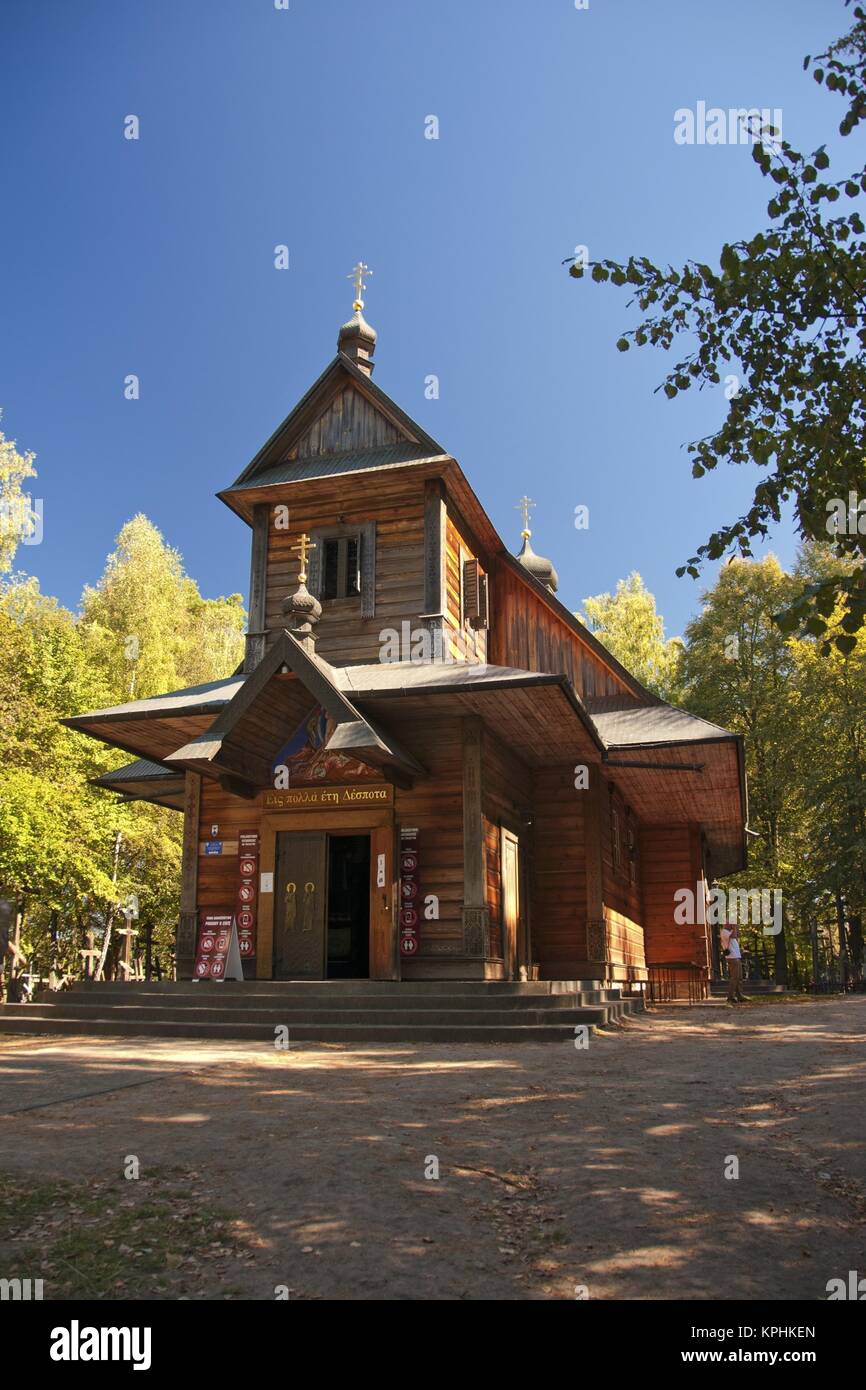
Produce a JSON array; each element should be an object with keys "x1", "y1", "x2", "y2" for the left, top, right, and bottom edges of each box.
[
  {"x1": 787, "y1": 545, "x2": 866, "y2": 984},
  {"x1": 0, "y1": 417, "x2": 38, "y2": 574},
  {"x1": 568, "y1": 2, "x2": 866, "y2": 652},
  {"x1": 80, "y1": 514, "x2": 245, "y2": 701},
  {"x1": 0, "y1": 515, "x2": 246, "y2": 994},
  {"x1": 578, "y1": 572, "x2": 684, "y2": 701},
  {"x1": 680, "y1": 557, "x2": 801, "y2": 984}
]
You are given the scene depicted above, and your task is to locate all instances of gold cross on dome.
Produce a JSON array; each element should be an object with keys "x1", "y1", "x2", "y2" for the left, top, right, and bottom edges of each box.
[
  {"x1": 291, "y1": 533, "x2": 316, "y2": 584},
  {"x1": 348, "y1": 260, "x2": 373, "y2": 311},
  {"x1": 515, "y1": 495, "x2": 535, "y2": 538}
]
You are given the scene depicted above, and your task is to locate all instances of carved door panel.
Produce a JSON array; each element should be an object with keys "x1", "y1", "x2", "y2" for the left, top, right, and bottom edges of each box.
[
  {"x1": 369, "y1": 824, "x2": 398, "y2": 980},
  {"x1": 274, "y1": 833, "x2": 327, "y2": 978},
  {"x1": 502, "y1": 828, "x2": 520, "y2": 980}
]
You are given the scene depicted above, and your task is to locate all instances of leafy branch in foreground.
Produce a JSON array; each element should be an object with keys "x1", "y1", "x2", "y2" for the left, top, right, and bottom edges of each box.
[{"x1": 567, "y1": 2, "x2": 866, "y2": 654}]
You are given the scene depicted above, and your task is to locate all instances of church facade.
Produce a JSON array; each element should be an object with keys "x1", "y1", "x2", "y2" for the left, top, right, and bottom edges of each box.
[{"x1": 67, "y1": 290, "x2": 747, "y2": 990}]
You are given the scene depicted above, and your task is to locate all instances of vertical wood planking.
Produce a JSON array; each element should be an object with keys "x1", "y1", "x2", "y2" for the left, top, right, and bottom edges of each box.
[
  {"x1": 246, "y1": 503, "x2": 269, "y2": 672},
  {"x1": 177, "y1": 772, "x2": 201, "y2": 979}
]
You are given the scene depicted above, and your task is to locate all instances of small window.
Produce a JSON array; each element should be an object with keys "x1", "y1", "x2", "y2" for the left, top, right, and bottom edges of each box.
[
  {"x1": 611, "y1": 804, "x2": 622, "y2": 874},
  {"x1": 627, "y1": 821, "x2": 637, "y2": 886},
  {"x1": 321, "y1": 536, "x2": 361, "y2": 601}
]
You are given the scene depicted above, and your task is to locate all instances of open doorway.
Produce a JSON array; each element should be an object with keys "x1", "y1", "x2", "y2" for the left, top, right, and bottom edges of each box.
[{"x1": 326, "y1": 833, "x2": 370, "y2": 979}]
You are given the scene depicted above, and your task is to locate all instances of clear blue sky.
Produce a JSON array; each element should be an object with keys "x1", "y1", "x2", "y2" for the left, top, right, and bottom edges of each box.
[{"x1": 0, "y1": 0, "x2": 850, "y2": 639}]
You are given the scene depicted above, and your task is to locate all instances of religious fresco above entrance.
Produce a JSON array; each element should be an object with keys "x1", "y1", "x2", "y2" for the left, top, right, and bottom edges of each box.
[{"x1": 272, "y1": 704, "x2": 382, "y2": 785}]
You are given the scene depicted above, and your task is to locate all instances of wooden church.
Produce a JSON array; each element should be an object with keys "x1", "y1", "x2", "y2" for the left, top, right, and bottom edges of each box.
[{"x1": 67, "y1": 273, "x2": 747, "y2": 993}]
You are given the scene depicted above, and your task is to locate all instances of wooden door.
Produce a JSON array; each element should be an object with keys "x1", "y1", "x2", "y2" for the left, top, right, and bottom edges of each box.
[
  {"x1": 502, "y1": 827, "x2": 520, "y2": 980},
  {"x1": 274, "y1": 833, "x2": 327, "y2": 978},
  {"x1": 369, "y1": 824, "x2": 398, "y2": 980}
]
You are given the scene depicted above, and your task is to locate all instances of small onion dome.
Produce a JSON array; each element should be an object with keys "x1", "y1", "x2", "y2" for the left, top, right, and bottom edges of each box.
[
  {"x1": 517, "y1": 534, "x2": 559, "y2": 593},
  {"x1": 282, "y1": 581, "x2": 322, "y2": 627},
  {"x1": 338, "y1": 310, "x2": 377, "y2": 374}
]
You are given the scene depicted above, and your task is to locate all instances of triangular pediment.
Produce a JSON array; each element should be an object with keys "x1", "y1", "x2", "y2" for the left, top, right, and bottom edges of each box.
[
  {"x1": 164, "y1": 631, "x2": 425, "y2": 793},
  {"x1": 227, "y1": 354, "x2": 447, "y2": 494}
]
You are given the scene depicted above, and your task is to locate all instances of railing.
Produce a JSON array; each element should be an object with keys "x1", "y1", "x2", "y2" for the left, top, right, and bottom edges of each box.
[{"x1": 646, "y1": 961, "x2": 708, "y2": 1004}]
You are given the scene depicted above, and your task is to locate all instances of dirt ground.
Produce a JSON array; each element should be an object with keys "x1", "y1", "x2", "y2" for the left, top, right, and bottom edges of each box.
[{"x1": 1, "y1": 996, "x2": 864, "y2": 1301}]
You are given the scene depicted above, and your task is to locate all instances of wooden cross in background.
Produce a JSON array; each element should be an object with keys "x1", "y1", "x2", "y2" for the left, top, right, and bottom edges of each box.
[
  {"x1": 291, "y1": 533, "x2": 316, "y2": 585},
  {"x1": 515, "y1": 495, "x2": 535, "y2": 538},
  {"x1": 348, "y1": 261, "x2": 373, "y2": 311}
]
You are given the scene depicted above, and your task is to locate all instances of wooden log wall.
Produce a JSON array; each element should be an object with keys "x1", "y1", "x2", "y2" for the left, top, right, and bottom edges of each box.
[
  {"x1": 443, "y1": 510, "x2": 488, "y2": 665},
  {"x1": 392, "y1": 713, "x2": 465, "y2": 952},
  {"x1": 480, "y1": 731, "x2": 533, "y2": 961},
  {"x1": 639, "y1": 824, "x2": 708, "y2": 986},
  {"x1": 530, "y1": 766, "x2": 588, "y2": 977},
  {"x1": 263, "y1": 476, "x2": 426, "y2": 665},
  {"x1": 489, "y1": 560, "x2": 638, "y2": 703},
  {"x1": 598, "y1": 775, "x2": 647, "y2": 979}
]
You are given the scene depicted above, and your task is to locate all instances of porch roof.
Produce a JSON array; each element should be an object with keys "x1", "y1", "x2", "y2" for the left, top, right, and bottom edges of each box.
[
  {"x1": 91, "y1": 758, "x2": 187, "y2": 811},
  {"x1": 67, "y1": 654, "x2": 745, "y2": 871}
]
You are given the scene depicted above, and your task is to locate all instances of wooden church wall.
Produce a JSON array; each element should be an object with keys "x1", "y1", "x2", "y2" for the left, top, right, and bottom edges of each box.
[
  {"x1": 193, "y1": 710, "x2": 466, "y2": 967},
  {"x1": 480, "y1": 731, "x2": 533, "y2": 962},
  {"x1": 529, "y1": 765, "x2": 588, "y2": 977},
  {"x1": 639, "y1": 824, "x2": 708, "y2": 976},
  {"x1": 488, "y1": 561, "x2": 639, "y2": 703},
  {"x1": 443, "y1": 509, "x2": 488, "y2": 665},
  {"x1": 196, "y1": 778, "x2": 260, "y2": 919},
  {"x1": 599, "y1": 780, "x2": 646, "y2": 976},
  {"x1": 263, "y1": 474, "x2": 427, "y2": 665},
  {"x1": 391, "y1": 712, "x2": 465, "y2": 953},
  {"x1": 286, "y1": 385, "x2": 403, "y2": 459}
]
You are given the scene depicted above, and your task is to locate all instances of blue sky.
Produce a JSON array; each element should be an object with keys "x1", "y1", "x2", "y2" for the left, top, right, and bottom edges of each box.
[{"x1": 0, "y1": 0, "x2": 851, "y2": 639}]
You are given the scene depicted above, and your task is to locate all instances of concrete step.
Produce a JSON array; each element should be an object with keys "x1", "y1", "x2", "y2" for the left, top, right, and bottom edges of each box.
[
  {"x1": 0, "y1": 1014, "x2": 626, "y2": 1044},
  {"x1": 58, "y1": 979, "x2": 613, "y2": 998},
  {"x1": 2, "y1": 1002, "x2": 616, "y2": 1028},
  {"x1": 0, "y1": 981, "x2": 642, "y2": 1044},
  {"x1": 52, "y1": 988, "x2": 614, "y2": 1010}
]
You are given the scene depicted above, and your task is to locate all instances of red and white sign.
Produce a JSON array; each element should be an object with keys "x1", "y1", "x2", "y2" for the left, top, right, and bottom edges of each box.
[
  {"x1": 193, "y1": 912, "x2": 233, "y2": 980},
  {"x1": 399, "y1": 828, "x2": 421, "y2": 958},
  {"x1": 237, "y1": 830, "x2": 259, "y2": 958}
]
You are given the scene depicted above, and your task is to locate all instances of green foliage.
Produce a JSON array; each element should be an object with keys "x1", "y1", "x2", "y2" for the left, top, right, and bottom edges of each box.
[
  {"x1": 0, "y1": 418, "x2": 37, "y2": 574},
  {"x1": 0, "y1": 510, "x2": 246, "y2": 986},
  {"x1": 80, "y1": 514, "x2": 245, "y2": 702},
  {"x1": 577, "y1": 572, "x2": 684, "y2": 701},
  {"x1": 569, "y1": 4, "x2": 866, "y2": 651},
  {"x1": 680, "y1": 548, "x2": 866, "y2": 984}
]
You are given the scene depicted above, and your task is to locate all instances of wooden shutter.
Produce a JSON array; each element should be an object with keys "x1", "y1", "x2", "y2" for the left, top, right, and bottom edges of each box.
[
  {"x1": 473, "y1": 573, "x2": 489, "y2": 630},
  {"x1": 462, "y1": 558, "x2": 479, "y2": 625},
  {"x1": 462, "y1": 559, "x2": 489, "y2": 630}
]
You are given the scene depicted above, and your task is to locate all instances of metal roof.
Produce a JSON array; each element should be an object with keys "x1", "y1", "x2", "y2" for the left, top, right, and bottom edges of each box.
[
  {"x1": 96, "y1": 759, "x2": 179, "y2": 783},
  {"x1": 591, "y1": 703, "x2": 735, "y2": 748},
  {"x1": 69, "y1": 675, "x2": 245, "y2": 724},
  {"x1": 224, "y1": 444, "x2": 444, "y2": 493}
]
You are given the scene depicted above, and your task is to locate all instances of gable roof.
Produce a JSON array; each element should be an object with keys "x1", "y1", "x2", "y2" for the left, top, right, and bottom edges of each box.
[
  {"x1": 165, "y1": 631, "x2": 426, "y2": 788},
  {"x1": 224, "y1": 352, "x2": 448, "y2": 499}
]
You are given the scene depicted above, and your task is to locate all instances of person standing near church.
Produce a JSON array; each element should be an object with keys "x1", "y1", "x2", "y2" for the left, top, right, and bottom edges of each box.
[{"x1": 723, "y1": 922, "x2": 747, "y2": 1003}]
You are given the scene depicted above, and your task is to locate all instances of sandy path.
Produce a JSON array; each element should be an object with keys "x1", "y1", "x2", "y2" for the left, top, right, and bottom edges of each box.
[{"x1": 1, "y1": 996, "x2": 864, "y2": 1300}]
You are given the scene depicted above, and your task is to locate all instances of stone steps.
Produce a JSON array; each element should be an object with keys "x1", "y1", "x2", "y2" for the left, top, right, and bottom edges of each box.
[{"x1": 0, "y1": 979, "x2": 643, "y2": 1043}]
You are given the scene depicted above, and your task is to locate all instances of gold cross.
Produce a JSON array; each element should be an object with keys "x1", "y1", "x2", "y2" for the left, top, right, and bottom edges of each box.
[
  {"x1": 515, "y1": 495, "x2": 535, "y2": 538},
  {"x1": 290, "y1": 533, "x2": 316, "y2": 584},
  {"x1": 348, "y1": 261, "x2": 373, "y2": 311}
]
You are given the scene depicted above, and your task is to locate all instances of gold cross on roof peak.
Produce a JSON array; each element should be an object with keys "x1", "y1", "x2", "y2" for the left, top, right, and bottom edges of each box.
[
  {"x1": 516, "y1": 495, "x2": 535, "y2": 538},
  {"x1": 348, "y1": 260, "x2": 373, "y2": 312},
  {"x1": 291, "y1": 533, "x2": 316, "y2": 584}
]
